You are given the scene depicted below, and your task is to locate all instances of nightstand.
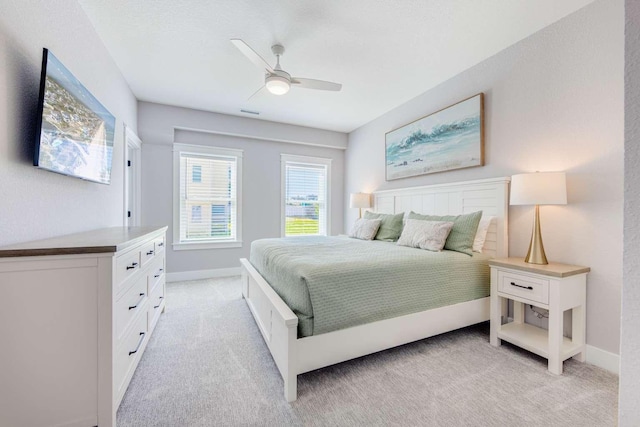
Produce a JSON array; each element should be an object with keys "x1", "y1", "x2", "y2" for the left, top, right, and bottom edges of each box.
[{"x1": 489, "y1": 257, "x2": 590, "y2": 374}]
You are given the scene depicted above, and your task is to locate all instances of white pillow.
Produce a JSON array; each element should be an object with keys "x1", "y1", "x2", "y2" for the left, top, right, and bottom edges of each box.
[
  {"x1": 473, "y1": 216, "x2": 495, "y2": 253},
  {"x1": 396, "y1": 219, "x2": 454, "y2": 251},
  {"x1": 349, "y1": 218, "x2": 382, "y2": 240}
]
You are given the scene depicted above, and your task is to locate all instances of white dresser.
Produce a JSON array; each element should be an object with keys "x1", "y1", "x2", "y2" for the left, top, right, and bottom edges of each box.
[{"x1": 0, "y1": 226, "x2": 167, "y2": 427}]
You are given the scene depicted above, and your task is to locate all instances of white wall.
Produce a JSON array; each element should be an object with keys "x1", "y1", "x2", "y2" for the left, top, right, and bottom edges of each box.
[
  {"x1": 619, "y1": 0, "x2": 640, "y2": 422},
  {"x1": 138, "y1": 102, "x2": 346, "y2": 275},
  {"x1": 0, "y1": 0, "x2": 137, "y2": 246},
  {"x1": 346, "y1": 0, "x2": 623, "y2": 356}
]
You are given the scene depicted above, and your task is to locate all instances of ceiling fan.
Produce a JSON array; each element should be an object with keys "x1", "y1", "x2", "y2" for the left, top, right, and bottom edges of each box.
[{"x1": 231, "y1": 39, "x2": 342, "y2": 96}]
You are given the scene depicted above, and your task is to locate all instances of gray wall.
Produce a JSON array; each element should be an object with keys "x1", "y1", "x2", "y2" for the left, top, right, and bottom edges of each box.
[
  {"x1": 0, "y1": 0, "x2": 138, "y2": 245},
  {"x1": 620, "y1": 0, "x2": 640, "y2": 422},
  {"x1": 345, "y1": 0, "x2": 623, "y2": 355},
  {"x1": 138, "y1": 102, "x2": 346, "y2": 274}
]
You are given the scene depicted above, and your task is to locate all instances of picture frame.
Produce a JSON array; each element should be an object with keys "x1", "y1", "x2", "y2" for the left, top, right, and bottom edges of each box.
[{"x1": 385, "y1": 93, "x2": 484, "y2": 181}]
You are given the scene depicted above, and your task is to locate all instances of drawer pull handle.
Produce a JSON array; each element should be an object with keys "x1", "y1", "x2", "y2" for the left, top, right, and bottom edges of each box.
[
  {"x1": 129, "y1": 332, "x2": 146, "y2": 356},
  {"x1": 510, "y1": 281, "x2": 533, "y2": 290},
  {"x1": 128, "y1": 293, "x2": 146, "y2": 310},
  {"x1": 153, "y1": 297, "x2": 164, "y2": 309},
  {"x1": 158, "y1": 242, "x2": 164, "y2": 247},
  {"x1": 154, "y1": 274, "x2": 160, "y2": 278},
  {"x1": 146, "y1": 250, "x2": 154, "y2": 255},
  {"x1": 126, "y1": 262, "x2": 139, "y2": 270},
  {"x1": 159, "y1": 268, "x2": 164, "y2": 272}
]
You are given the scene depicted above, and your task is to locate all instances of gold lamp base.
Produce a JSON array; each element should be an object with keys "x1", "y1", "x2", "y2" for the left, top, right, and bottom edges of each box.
[{"x1": 525, "y1": 205, "x2": 548, "y2": 265}]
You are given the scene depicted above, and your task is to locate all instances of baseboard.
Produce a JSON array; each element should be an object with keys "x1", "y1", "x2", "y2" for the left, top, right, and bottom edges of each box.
[
  {"x1": 166, "y1": 267, "x2": 242, "y2": 282},
  {"x1": 586, "y1": 345, "x2": 620, "y2": 374}
]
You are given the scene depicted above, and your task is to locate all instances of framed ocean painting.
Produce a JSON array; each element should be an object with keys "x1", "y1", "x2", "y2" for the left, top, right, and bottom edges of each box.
[{"x1": 385, "y1": 93, "x2": 484, "y2": 180}]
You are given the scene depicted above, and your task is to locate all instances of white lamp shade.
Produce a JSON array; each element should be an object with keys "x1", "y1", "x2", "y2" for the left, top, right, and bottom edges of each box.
[
  {"x1": 350, "y1": 193, "x2": 371, "y2": 209},
  {"x1": 510, "y1": 172, "x2": 567, "y2": 206}
]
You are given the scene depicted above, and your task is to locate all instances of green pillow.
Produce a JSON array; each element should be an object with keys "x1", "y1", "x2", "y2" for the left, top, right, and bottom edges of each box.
[
  {"x1": 363, "y1": 211, "x2": 404, "y2": 242},
  {"x1": 407, "y1": 210, "x2": 482, "y2": 255}
]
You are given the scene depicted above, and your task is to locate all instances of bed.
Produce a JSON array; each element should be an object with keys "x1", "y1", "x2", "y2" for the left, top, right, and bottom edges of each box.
[{"x1": 240, "y1": 177, "x2": 510, "y2": 401}]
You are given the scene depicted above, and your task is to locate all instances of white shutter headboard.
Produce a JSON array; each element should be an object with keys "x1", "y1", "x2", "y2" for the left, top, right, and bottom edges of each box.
[{"x1": 373, "y1": 177, "x2": 510, "y2": 258}]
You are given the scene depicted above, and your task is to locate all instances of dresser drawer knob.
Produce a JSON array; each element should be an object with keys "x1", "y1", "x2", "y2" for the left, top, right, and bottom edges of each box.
[
  {"x1": 153, "y1": 297, "x2": 164, "y2": 309},
  {"x1": 129, "y1": 332, "x2": 146, "y2": 356},
  {"x1": 146, "y1": 250, "x2": 154, "y2": 255},
  {"x1": 510, "y1": 281, "x2": 533, "y2": 290},
  {"x1": 158, "y1": 242, "x2": 164, "y2": 247},
  {"x1": 128, "y1": 293, "x2": 146, "y2": 310},
  {"x1": 126, "y1": 262, "x2": 139, "y2": 270}
]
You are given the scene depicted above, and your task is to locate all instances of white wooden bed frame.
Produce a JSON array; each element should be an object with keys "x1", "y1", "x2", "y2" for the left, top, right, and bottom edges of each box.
[{"x1": 240, "y1": 177, "x2": 510, "y2": 402}]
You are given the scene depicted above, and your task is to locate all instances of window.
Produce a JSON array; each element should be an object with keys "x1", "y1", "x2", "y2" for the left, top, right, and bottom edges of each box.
[
  {"x1": 281, "y1": 154, "x2": 331, "y2": 237},
  {"x1": 173, "y1": 144, "x2": 243, "y2": 249},
  {"x1": 191, "y1": 205, "x2": 202, "y2": 223},
  {"x1": 191, "y1": 165, "x2": 202, "y2": 183}
]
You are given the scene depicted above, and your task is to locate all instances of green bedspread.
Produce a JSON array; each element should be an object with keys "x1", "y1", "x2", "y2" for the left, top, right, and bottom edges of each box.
[{"x1": 249, "y1": 236, "x2": 491, "y2": 338}]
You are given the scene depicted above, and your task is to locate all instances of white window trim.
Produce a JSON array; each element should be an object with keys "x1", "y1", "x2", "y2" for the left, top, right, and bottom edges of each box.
[
  {"x1": 280, "y1": 154, "x2": 332, "y2": 237},
  {"x1": 173, "y1": 143, "x2": 243, "y2": 250}
]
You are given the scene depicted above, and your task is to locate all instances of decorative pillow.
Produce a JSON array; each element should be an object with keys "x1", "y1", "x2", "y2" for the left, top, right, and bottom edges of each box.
[
  {"x1": 473, "y1": 216, "x2": 496, "y2": 253},
  {"x1": 408, "y1": 210, "x2": 482, "y2": 256},
  {"x1": 349, "y1": 218, "x2": 382, "y2": 240},
  {"x1": 396, "y1": 219, "x2": 454, "y2": 251},
  {"x1": 363, "y1": 211, "x2": 405, "y2": 242}
]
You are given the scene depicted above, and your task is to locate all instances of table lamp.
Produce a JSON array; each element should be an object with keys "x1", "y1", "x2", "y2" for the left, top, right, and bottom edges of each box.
[
  {"x1": 350, "y1": 193, "x2": 371, "y2": 219},
  {"x1": 510, "y1": 172, "x2": 567, "y2": 265}
]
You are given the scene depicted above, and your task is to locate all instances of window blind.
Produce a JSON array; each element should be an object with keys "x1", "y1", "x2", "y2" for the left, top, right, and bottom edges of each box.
[
  {"x1": 178, "y1": 152, "x2": 238, "y2": 242},
  {"x1": 284, "y1": 161, "x2": 328, "y2": 236}
]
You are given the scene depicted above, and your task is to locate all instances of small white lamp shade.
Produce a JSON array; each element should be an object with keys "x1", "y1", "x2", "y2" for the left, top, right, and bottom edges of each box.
[
  {"x1": 350, "y1": 193, "x2": 371, "y2": 219},
  {"x1": 350, "y1": 193, "x2": 371, "y2": 209},
  {"x1": 510, "y1": 172, "x2": 567, "y2": 206}
]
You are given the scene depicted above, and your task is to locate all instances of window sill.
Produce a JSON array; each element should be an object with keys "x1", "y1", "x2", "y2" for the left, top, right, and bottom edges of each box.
[{"x1": 172, "y1": 241, "x2": 243, "y2": 250}]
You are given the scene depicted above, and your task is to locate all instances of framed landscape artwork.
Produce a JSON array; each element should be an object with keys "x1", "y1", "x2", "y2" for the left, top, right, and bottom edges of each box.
[{"x1": 385, "y1": 93, "x2": 484, "y2": 181}]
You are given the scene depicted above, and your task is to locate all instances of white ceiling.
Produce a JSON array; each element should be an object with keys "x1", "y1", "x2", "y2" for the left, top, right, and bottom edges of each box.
[{"x1": 77, "y1": 0, "x2": 594, "y2": 133}]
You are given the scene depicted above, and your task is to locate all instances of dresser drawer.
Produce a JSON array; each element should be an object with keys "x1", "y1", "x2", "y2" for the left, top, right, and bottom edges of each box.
[
  {"x1": 140, "y1": 241, "x2": 156, "y2": 267},
  {"x1": 115, "y1": 311, "x2": 148, "y2": 397},
  {"x1": 148, "y1": 258, "x2": 165, "y2": 292},
  {"x1": 150, "y1": 279, "x2": 165, "y2": 310},
  {"x1": 115, "y1": 249, "x2": 141, "y2": 290},
  {"x1": 115, "y1": 275, "x2": 148, "y2": 340},
  {"x1": 154, "y1": 236, "x2": 165, "y2": 254},
  {"x1": 497, "y1": 270, "x2": 549, "y2": 305},
  {"x1": 149, "y1": 277, "x2": 165, "y2": 331}
]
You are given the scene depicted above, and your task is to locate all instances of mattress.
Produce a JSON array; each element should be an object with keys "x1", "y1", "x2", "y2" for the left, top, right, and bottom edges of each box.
[{"x1": 249, "y1": 236, "x2": 491, "y2": 338}]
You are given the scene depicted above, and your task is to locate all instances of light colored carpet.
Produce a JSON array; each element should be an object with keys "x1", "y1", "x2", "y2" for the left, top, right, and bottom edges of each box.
[{"x1": 117, "y1": 277, "x2": 618, "y2": 426}]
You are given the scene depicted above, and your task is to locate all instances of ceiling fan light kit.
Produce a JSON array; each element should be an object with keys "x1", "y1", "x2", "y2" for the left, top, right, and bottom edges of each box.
[
  {"x1": 231, "y1": 39, "x2": 342, "y2": 97},
  {"x1": 266, "y1": 74, "x2": 290, "y2": 95}
]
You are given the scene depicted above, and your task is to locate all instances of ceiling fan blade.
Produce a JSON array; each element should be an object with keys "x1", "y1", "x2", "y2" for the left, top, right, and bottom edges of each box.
[
  {"x1": 231, "y1": 39, "x2": 274, "y2": 74},
  {"x1": 247, "y1": 85, "x2": 265, "y2": 101},
  {"x1": 291, "y1": 77, "x2": 342, "y2": 92}
]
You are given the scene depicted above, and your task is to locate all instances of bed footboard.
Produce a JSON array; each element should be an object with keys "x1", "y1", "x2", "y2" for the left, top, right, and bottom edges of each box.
[{"x1": 240, "y1": 258, "x2": 299, "y2": 402}]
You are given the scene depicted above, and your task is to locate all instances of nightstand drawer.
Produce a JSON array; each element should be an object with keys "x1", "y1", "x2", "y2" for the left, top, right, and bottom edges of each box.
[{"x1": 498, "y1": 271, "x2": 549, "y2": 305}]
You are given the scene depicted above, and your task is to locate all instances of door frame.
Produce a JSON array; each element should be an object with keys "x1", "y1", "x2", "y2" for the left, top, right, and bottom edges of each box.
[{"x1": 124, "y1": 124, "x2": 142, "y2": 226}]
